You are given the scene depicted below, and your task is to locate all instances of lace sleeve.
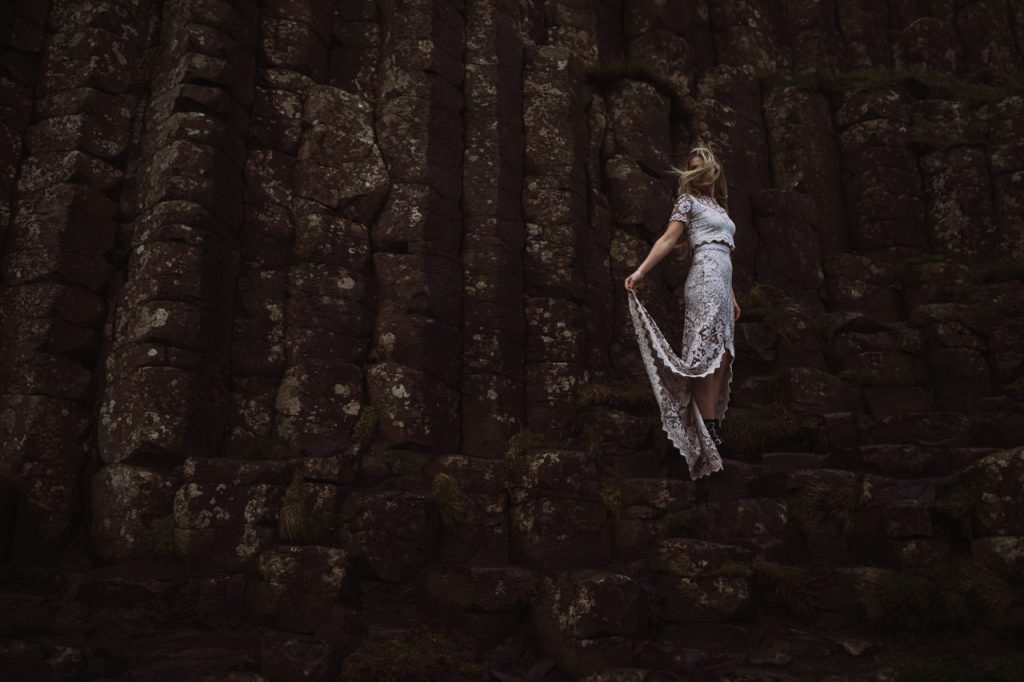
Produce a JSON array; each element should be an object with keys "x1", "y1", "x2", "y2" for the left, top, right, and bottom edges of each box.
[{"x1": 669, "y1": 194, "x2": 693, "y2": 227}]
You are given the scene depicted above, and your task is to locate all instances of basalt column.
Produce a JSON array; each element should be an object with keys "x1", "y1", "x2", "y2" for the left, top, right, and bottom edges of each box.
[
  {"x1": 365, "y1": 0, "x2": 464, "y2": 456},
  {"x1": 458, "y1": 0, "x2": 527, "y2": 459},
  {"x1": 0, "y1": 1, "x2": 50, "y2": 257},
  {"x1": 91, "y1": 0, "x2": 255, "y2": 561},
  {"x1": 172, "y1": 0, "x2": 382, "y2": 574},
  {"x1": 0, "y1": 0, "x2": 151, "y2": 553},
  {"x1": 521, "y1": 45, "x2": 589, "y2": 445}
]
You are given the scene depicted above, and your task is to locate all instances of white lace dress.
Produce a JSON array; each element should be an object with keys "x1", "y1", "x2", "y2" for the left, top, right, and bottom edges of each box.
[{"x1": 627, "y1": 193, "x2": 736, "y2": 480}]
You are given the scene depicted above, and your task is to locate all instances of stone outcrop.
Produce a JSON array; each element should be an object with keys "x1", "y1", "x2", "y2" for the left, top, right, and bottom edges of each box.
[{"x1": 1, "y1": 0, "x2": 1022, "y2": 680}]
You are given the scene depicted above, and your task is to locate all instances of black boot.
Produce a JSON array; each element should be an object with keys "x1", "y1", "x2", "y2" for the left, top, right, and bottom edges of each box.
[{"x1": 702, "y1": 417, "x2": 724, "y2": 449}]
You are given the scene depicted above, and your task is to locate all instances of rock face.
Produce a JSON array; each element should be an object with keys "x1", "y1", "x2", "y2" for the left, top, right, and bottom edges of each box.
[{"x1": 1, "y1": 1, "x2": 1022, "y2": 680}]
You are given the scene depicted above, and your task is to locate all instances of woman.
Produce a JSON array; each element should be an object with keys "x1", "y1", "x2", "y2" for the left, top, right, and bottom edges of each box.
[{"x1": 623, "y1": 145, "x2": 740, "y2": 480}]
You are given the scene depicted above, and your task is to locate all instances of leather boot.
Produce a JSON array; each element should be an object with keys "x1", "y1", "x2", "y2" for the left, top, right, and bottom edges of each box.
[{"x1": 702, "y1": 417, "x2": 724, "y2": 448}]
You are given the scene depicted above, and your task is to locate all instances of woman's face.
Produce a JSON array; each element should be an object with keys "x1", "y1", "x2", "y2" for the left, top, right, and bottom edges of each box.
[{"x1": 688, "y1": 156, "x2": 718, "y2": 187}]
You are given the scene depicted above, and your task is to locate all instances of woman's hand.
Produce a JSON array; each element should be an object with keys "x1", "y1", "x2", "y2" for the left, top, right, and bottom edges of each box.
[
  {"x1": 624, "y1": 269, "x2": 645, "y2": 292},
  {"x1": 732, "y1": 297, "x2": 741, "y2": 321}
]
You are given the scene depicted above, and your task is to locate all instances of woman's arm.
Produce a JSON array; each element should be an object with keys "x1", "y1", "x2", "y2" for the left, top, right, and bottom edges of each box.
[
  {"x1": 633, "y1": 221, "x2": 685, "y2": 277},
  {"x1": 625, "y1": 195, "x2": 692, "y2": 292},
  {"x1": 624, "y1": 221, "x2": 685, "y2": 292}
]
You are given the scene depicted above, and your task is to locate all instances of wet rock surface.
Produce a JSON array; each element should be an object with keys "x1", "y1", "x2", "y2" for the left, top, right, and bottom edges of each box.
[{"x1": 1, "y1": 1, "x2": 1023, "y2": 680}]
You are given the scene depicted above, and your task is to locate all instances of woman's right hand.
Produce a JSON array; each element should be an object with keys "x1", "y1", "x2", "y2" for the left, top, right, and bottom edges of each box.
[{"x1": 624, "y1": 269, "x2": 645, "y2": 292}]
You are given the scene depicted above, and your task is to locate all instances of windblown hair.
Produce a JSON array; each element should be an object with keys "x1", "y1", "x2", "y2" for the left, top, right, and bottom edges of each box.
[{"x1": 669, "y1": 144, "x2": 729, "y2": 212}]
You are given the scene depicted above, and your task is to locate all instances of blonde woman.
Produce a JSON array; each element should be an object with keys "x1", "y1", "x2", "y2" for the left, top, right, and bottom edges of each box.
[{"x1": 623, "y1": 145, "x2": 740, "y2": 480}]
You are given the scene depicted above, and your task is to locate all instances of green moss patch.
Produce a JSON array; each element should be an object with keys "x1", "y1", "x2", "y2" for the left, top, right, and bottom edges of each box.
[
  {"x1": 431, "y1": 472, "x2": 468, "y2": 525},
  {"x1": 789, "y1": 477, "x2": 863, "y2": 541},
  {"x1": 858, "y1": 569, "x2": 973, "y2": 637},
  {"x1": 505, "y1": 428, "x2": 543, "y2": 460},
  {"x1": 248, "y1": 433, "x2": 292, "y2": 460},
  {"x1": 752, "y1": 558, "x2": 826, "y2": 621},
  {"x1": 278, "y1": 472, "x2": 324, "y2": 544},
  {"x1": 932, "y1": 473, "x2": 980, "y2": 540},
  {"x1": 656, "y1": 507, "x2": 712, "y2": 540},
  {"x1": 351, "y1": 405, "x2": 378, "y2": 446},
  {"x1": 148, "y1": 514, "x2": 176, "y2": 558},
  {"x1": 722, "y1": 403, "x2": 820, "y2": 455},
  {"x1": 894, "y1": 651, "x2": 1024, "y2": 682},
  {"x1": 339, "y1": 626, "x2": 485, "y2": 681},
  {"x1": 578, "y1": 381, "x2": 658, "y2": 411},
  {"x1": 858, "y1": 555, "x2": 1024, "y2": 640}
]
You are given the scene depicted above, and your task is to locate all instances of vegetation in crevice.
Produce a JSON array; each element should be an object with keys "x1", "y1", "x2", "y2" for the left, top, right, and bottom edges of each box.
[
  {"x1": 339, "y1": 626, "x2": 486, "y2": 681},
  {"x1": 857, "y1": 568, "x2": 973, "y2": 637},
  {"x1": 1005, "y1": 376, "x2": 1024, "y2": 400},
  {"x1": 752, "y1": 557, "x2": 826, "y2": 621},
  {"x1": 578, "y1": 381, "x2": 658, "y2": 411},
  {"x1": 741, "y1": 283, "x2": 832, "y2": 341},
  {"x1": 656, "y1": 506, "x2": 712, "y2": 540},
  {"x1": 788, "y1": 477, "x2": 863, "y2": 540},
  {"x1": 431, "y1": 472, "x2": 468, "y2": 525},
  {"x1": 248, "y1": 432, "x2": 292, "y2": 460},
  {"x1": 382, "y1": 448, "x2": 430, "y2": 477},
  {"x1": 578, "y1": 418, "x2": 605, "y2": 458},
  {"x1": 148, "y1": 513, "x2": 176, "y2": 558},
  {"x1": 505, "y1": 428, "x2": 543, "y2": 461},
  {"x1": 598, "y1": 478, "x2": 623, "y2": 520},
  {"x1": 278, "y1": 471, "x2": 324, "y2": 544},
  {"x1": 350, "y1": 404, "x2": 378, "y2": 446},
  {"x1": 721, "y1": 403, "x2": 821, "y2": 455},
  {"x1": 932, "y1": 473, "x2": 979, "y2": 540},
  {"x1": 892, "y1": 651, "x2": 1024, "y2": 682},
  {"x1": 857, "y1": 555, "x2": 1024, "y2": 641},
  {"x1": 974, "y1": 257, "x2": 1024, "y2": 284}
]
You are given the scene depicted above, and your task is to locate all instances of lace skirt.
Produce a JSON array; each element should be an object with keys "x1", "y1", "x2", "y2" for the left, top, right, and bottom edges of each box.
[{"x1": 627, "y1": 243, "x2": 735, "y2": 480}]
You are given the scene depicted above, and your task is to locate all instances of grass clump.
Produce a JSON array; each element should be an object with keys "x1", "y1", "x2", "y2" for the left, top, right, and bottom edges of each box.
[
  {"x1": 1005, "y1": 376, "x2": 1024, "y2": 400},
  {"x1": 862, "y1": 556, "x2": 1024, "y2": 643},
  {"x1": 148, "y1": 514, "x2": 176, "y2": 558},
  {"x1": 278, "y1": 472, "x2": 324, "y2": 544},
  {"x1": 896, "y1": 652, "x2": 1024, "y2": 682},
  {"x1": 350, "y1": 405, "x2": 378, "y2": 446},
  {"x1": 932, "y1": 473, "x2": 978, "y2": 540},
  {"x1": 719, "y1": 559, "x2": 754, "y2": 578},
  {"x1": 431, "y1": 472, "x2": 468, "y2": 525},
  {"x1": 741, "y1": 283, "x2": 794, "y2": 334},
  {"x1": 578, "y1": 382, "x2": 657, "y2": 410},
  {"x1": 722, "y1": 403, "x2": 820, "y2": 455},
  {"x1": 598, "y1": 479, "x2": 623, "y2": 520},
  {"x1": 579, "y1": 419, "x2": 605, "y2": 458},
  {"x1": 383, "y1": 449, "x2": 429, "y2": 476},
  {"x1": 250, "y1": 433, "x2": 292, "y2": 460},
  {"x1": 752, "y1": 557, "x2": 826, "y2": 620},
  {"x1": 789, "y1": 477, "x2": 863, "y2": 540},
  {"x1": 857, "y1": 569, "x2": 973, "y2": 638},
  {"x1": 339, "y1": 626, "x2": 485, "y2": 681},
  {"x1": 656, "y1": 507, "x2": 711, "y2": 540},
  {"x1": 505, "y1": 428, "x2": 542, "y2": 460},
  {"x1": 975, "y1": 257, "x2": 1024, "y2": 284},
  {"x1": 954, "y1": 557, "x2": 1024, "y2": 637}
]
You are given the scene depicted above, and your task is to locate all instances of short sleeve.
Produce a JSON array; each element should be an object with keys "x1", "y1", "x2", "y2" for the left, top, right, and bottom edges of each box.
[{"x1": 669, "y1": 194, "x2": 693, "y2": 226}]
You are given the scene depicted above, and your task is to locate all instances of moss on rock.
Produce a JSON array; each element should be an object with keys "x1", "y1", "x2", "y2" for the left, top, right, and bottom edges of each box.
[
  {"x1": 278, "y1": 472, "x2": 323, "y2": 544},
  {"x1": 339, "y1": 626, "x2": 485, "y2": 681},
  {"x1": 722, "y1": 403, "x2": 820, "y2": 454}
]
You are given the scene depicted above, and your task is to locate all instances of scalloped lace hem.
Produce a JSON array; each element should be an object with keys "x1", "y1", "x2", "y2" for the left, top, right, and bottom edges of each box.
[{"x1": 627, "y1": 289, "x2": 733, "y2": 480}]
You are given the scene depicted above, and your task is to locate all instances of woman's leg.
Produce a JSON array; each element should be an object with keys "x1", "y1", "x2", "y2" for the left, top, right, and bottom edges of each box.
[{"x1": 693, "y1": 350, "x2": 730, "y2": 419}]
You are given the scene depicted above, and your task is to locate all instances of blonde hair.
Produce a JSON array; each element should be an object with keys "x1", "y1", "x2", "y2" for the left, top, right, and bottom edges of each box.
[{"x1": 668, "y1": 144, "x2": 729, "y2": 212}]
